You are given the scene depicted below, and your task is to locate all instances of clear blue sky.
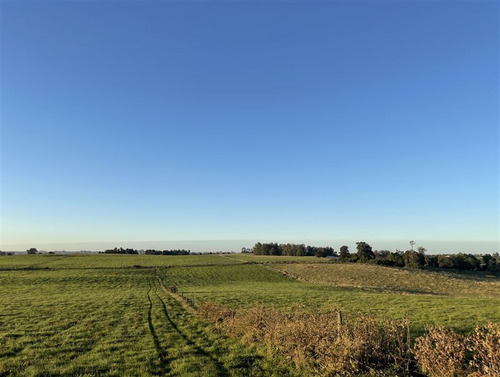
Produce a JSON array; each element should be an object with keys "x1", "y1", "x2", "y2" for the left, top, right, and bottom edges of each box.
[{"x1": 1, "y1": 1, "x2": 499, "y2": 252}]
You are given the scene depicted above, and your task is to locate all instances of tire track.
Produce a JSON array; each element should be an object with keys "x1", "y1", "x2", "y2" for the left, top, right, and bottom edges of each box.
[
  {"x1": 146, "y1": 280, "x2": 171, "y2": 375},
  {"x1": 153, "y1": 277, "x2": 230, "y2": 377}
]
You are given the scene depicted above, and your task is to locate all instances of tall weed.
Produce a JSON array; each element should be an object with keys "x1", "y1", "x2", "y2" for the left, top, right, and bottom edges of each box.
[
  {"x1": 414, "y1": 323, "x2": 500, "y2": 377},
  {"x1": 199, "y1": 303, "x2": 499, "y2": 376},
  {"x1": 198, "y1": 303, "x2": 411, "y2": 376}
]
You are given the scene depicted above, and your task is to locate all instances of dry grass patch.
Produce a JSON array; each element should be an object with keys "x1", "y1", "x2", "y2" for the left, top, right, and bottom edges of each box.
[
  {"x1": 414, "y1": 323, "x2": 500, "y2": 377},
  {"x1": 198, "y1": 303, "x2": 412, "y2": 376},
  {"x1": 272, "y1": 263, "x2": 500, "y2": 297}
]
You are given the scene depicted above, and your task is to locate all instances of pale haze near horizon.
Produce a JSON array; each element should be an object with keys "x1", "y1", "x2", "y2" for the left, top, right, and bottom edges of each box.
[
  {"x1": 2, "y1": 239, "x2": 498, "y2": 255},
  {"x1": 1, "y1": 2, "x2": 499, "y2": 252}
]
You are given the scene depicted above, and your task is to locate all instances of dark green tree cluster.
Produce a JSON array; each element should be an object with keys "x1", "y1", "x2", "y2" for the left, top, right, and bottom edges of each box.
[
  {"x1": 356, "y1": 242, "x2": 375, "y2": 262},
  {"x1": 306, "y1": 246, "x2": 336, "y2": 257},
  {"x1": 104, "y1": 247, "x2": 138, "y2": 254},
  {"x1": 339, "y1": 245, "x2": 350, "y2": 259},
  {"x1": 144, "y1": 249, "x2": 190, "y2": 255},
  {"x1": 281, "y1": 243, "x2": 306, "y2": 256},
  {"x1": 26, "y1": 248, "x2": 38, "y2": 255},
  {"x1": 252, "y1": 242, "x2": 336, "y2": 257},
  {"x1": 336, "y1": 241, "x2": 498, "y2": 272},
  {"x1": 435, "y1": 253, "x2": 483, "y2": 270},
  {"x1": 403, "y1": 250, "x2": 426, "y2": 269},
  {"x1": 481, "y1": 254, "x2": 498, "y2": 271},
  {"x1": 103, "y1": 247, "x2": 190, "y2": 255},
  {"x1": 252, "y1": 243, "x2": 282, "y2": 255}
]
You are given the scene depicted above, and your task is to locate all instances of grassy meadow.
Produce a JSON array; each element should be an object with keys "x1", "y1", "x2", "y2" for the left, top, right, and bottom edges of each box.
[
  {"x1": 0, "y1": 253, "x2": 241, "y2": 269},
  {"x1": 1, "y1": 253, "x2": 499, "y2": 376},
  {"x1": 163, "y1": 262, "x2": 499, "y2": 334}
]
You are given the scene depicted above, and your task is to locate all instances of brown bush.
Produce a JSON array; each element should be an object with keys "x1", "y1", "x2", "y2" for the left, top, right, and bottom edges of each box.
[
  {"x1": 414, "y1": 325, "x2": 467, "y2": 377},
  {"x1": 197, "y1": 303, "x2": 411, "y2": 376},
  {"x1": 467, "y1": 322, "x2": 500, "y2": 377},
  {"x1": 199, "y1": 302, "x2": 499, "y2": 376},
  {"x1": 413, "y1": 322, "x2": 500, "y2": 377}
]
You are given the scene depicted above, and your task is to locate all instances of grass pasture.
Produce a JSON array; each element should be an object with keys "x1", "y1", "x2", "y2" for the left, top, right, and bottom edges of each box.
[
  {"x1": 0, "y1": 253, "x2": 242, "y2": 270},
  {"x1": 1, "y1": 253, "x2": 499, "y2": 376},
  {"x1": 0, "y1": 262, "x2": 286, "y2": 376},
  {"x1": 163, "y1": 262, "x2": 500, "y2": 334},
  {"x1": 271, "y1": 262, "x2": 500, "y2": 297}
]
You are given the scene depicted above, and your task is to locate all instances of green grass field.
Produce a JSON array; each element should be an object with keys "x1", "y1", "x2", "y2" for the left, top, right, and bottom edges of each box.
[
  {"x1": 0, "y1": 264, "x2": 288, "y2": 376},
  {"x1": 163, "y1": 262, "x2": 499, "y2": 334},
  {"x1": 1, "y1": 254, "x2": 499, "y2": 376},
  {"x1": 0, "y1": 254, "x2": 242, "y2": 269}
]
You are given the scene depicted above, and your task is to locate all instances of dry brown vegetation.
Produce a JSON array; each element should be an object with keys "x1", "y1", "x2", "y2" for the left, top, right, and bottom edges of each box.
[
  {"x1": 415, "y1": 323, "x2": 500, "y2": 377},
  {"x1": 271, "y1": 263, "x2": 500, "y2": 297},
  {"x1": 198, "y1": 303, "x2": 412, "y2": 376},
  {"x1": 198, "y1": 303, "x2": 500, "y2": 376}
]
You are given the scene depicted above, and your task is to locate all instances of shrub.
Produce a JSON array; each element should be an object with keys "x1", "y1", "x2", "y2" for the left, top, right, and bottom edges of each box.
[
  {"x1": 414, "y1": 326, "x2": 466, "y2": 377},
  {"x1": 414, "y1": 323, "x2": 500, "y2": 377},
  {"x1": 198, "y1": 303, "x2": 411, "y2": 376},
  {"x1": 467, "y1": 323, "x2": 500, "y2": 376}
]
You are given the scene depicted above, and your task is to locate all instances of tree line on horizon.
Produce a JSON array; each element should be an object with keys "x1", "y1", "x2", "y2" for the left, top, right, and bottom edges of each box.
[
  {"x1": 102, "y1": 247, "x2": 191, "y2": 255},
  {"x1": 249, "y1": 242, "x2": 499, "y2": 272},
  {"x1": 11, "y1": 244, "x2": 500, "y2": 272},
  {"x1": 251, "y1": 242, "x2": 335, "y2": 258}
]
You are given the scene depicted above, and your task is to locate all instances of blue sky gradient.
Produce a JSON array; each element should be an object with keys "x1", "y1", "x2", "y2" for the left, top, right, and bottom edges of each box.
[{"x1": 2, "y1": 1, "x2": 499, "y2": 252}]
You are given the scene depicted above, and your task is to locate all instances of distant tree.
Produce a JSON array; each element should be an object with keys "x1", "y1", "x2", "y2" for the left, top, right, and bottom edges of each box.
[
  {"x1": 356, "y1": 242, "x2": 375, "y2": 262},
  {"x1": 424, "y1": 255, "x2": 438, "y2": 268},
  {"x1": 306, "y1": 246, "x2": 315, "y2": 257},
  {"x1": 252, "y1": 242, "x2": 265, "y2": 255},
  {"x1": 438, "y1": 255, "x2": 455, "y2": 269},
  {"x1": 348, "y1": 254, "x2": 359, "y2": 263},
  {"x1": 162, "y1": 249, "x2": 189, "y2": 255},
  {"x1": 280, "y1": 243, "x2": 306, "y2": 256},
  {"x1": 241, "y1": 247, "x2": 252, "y2": 254},
  {"x1": 295, "y1": 244, "x2": 307, "y2": 256},
  {"x1": 268, "y1": 243, "x2": 281, "y2": 256},
  {"x1": 27, "y1": 248, "x2": 38, "y2": 255},
  {"x1": 313, "y1": 247, "x2": 335, "y2": 258},
  {"x1": 417, "y1": 246, "x2": 426, "y2": 254},
  {"x1": 373, "y1": 250, "x2": 395, "y2": 266},
  {"x1": 452, "y1": 253, "x2": 480, "y2": 271},
  {"x1": 339, "y1": 245, "x2": 350, "y2": 259},
  {"x1": 482, "y1": 254, "x2": 497, "y2": 271},
  {"x1": 374, "y1": 250, "x2": 390, "y2": 257},
  {"x1": 385, "y1": 252, "x2": 405, "y2": 267},
  {"x1": 104, "y1": 247, "x2": 138, "y2": 254},
  {"x1": 403, "y1": 250, "x2": 425, "y2": 269},
  {"x1": 252, "y1": 242, "x2": 280, "y2": 255},
  {"x1": 409, "y1": 241, "x2": 415, "y2": 251}
]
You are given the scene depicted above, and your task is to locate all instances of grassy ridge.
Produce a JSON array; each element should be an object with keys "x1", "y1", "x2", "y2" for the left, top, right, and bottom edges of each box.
[{"x1": 271, "y1": 263, "x2": 500, "y2": 298}]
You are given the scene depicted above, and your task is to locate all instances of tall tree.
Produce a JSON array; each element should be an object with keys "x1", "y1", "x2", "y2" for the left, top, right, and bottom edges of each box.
[
  {"x1": 417, "y1": 246, "x2": 426, "y2": 254},
  {"x1": 403, "y1": 250, "x2": 425, "y2": 269},
  {"x1": 356, "y1": 242, "x2": 375, "y2": 262},
  {"x1": 339, "y1": 245, "x2": 350, "y2": 259}
]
